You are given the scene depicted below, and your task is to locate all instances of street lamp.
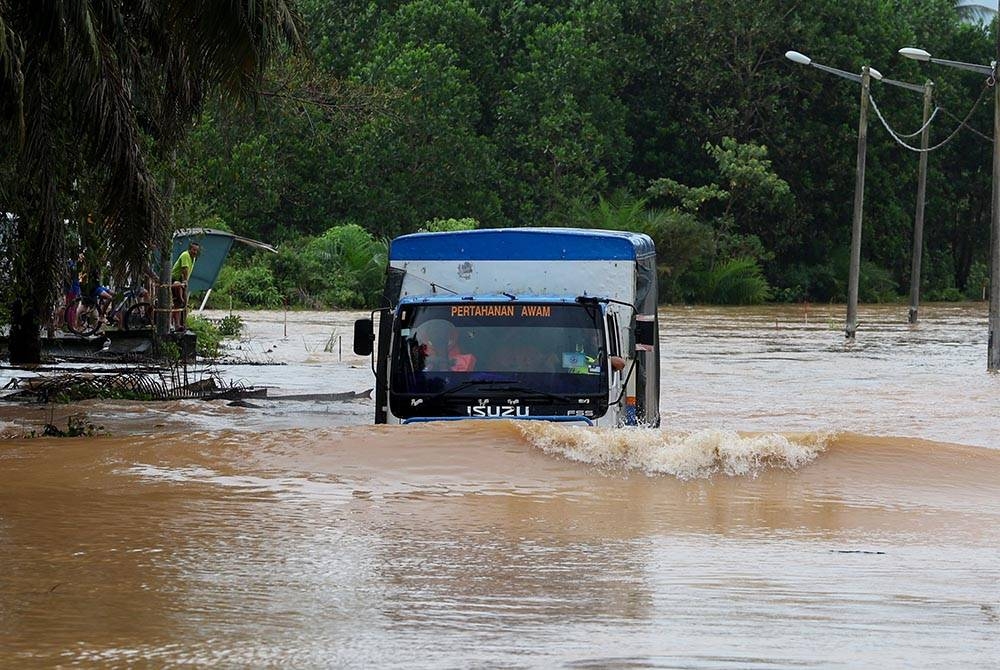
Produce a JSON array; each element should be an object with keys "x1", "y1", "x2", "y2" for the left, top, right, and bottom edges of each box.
[
  {"x1": 901, "y1": 44, "x2": 1000, "y2": 370},
  {"x1": 788, "y1": 50, "x2": 933, "y2": 334},
  {"x1": 785, "y1": 50, "x2": 880, "y2": 339},
  {"x1": 898, "y1": 47, "x2": 994, "y2": 75}
]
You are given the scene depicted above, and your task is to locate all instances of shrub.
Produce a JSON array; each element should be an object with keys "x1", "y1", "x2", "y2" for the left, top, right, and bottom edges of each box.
[
  {"x1": 187, "y1": 315, "x2": 222, "y2": 358},
  {"x1": 420, "y1": 217, "x2": 478, "y2": 232},
  {"x1": 294, "y1": 224, "x2": 388, "y2": 308},
  {"x1": 965, "y1": 262, "x2": 989, "y2": 300},
  {"x1": 925, "y1": 287, "x2": 964, "y2": 302},
  {"x1": 858, "y1": 260, "x2": 898, "y2": 304},
  {"x1": 211, "y1": 263, "x2": 282, "y2": 308},
  {"x1": 218, "y1": 314, "x2": 244, "y2": 338},
  {"x1": 781, "y1": 263, "x2": 843, "y2": 302},
  {"x1": 703, "y1": 257, "x2": 772, "y2": 305}
]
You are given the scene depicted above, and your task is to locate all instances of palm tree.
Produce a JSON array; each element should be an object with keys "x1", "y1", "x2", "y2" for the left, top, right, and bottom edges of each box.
[
  {"x1": 955, "y1": 1, "x2": 998, "y2": 26},
  {"x1": 0, "y1": 1, "x2": 302, "y2": 363}
]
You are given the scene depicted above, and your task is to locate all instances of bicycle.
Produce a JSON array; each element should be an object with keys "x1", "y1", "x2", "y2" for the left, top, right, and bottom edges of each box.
[{"x1": 66, "y1": 287, "x2": 151, "y2": 336}]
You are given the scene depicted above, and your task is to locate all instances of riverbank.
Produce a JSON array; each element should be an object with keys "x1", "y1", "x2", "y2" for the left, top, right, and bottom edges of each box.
[{"x1": 0, "y1": 309, "x2": 374, "y2": 437}]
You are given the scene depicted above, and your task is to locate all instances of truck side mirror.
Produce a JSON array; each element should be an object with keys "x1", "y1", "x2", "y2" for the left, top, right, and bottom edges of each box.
[
  {"x1": 635, "y1": 318, "x2": 655, "y2": 348},
  {"x1": 354, "y1": 318, "x2": 375, "y2": 356}
]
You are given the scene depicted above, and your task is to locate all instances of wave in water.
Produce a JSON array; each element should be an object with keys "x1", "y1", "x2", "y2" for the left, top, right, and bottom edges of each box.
[{"x1": 516, "y1": 423, "x2": 831, "y2": 479}]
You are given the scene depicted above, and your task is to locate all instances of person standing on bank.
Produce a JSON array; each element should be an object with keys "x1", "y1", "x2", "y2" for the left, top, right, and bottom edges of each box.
[
  {"x1": 170, "y1": 241, "x2": 201, "y2": 331},
  {"x1": 57, "y1": 249, "x2": 84, "y2": 331}
]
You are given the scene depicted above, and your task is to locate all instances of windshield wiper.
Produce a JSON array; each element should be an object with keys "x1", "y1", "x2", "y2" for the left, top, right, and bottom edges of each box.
[
  {"x1": 425, "y1": 378, "x2": 519, "y2": 402},
  {"x1": 436, "y1": 381, "x2": 576, "y2": 404},
  {"x1": 424, "y1": 379, "x2": 577, "y2": 404},
  {"x1": 489, "y1": 383, "x2": 577, "y2": 404}
]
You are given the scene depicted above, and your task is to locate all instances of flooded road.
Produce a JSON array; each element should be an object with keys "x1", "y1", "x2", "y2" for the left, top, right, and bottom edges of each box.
[{"x1": 1, "y1": 304, "x2": 999, "y2": 668}]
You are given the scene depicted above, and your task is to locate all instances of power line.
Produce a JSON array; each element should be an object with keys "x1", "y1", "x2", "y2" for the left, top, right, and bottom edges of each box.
[
  {"x1": 939, "y1": 105, "x2": 993, "y2": 142},
  {"x1": 889, "y1": 105, "x2": 939, "y2": 138},
  {"x1": 868, "y1": 80, "x2": 991, "y2": 152}
]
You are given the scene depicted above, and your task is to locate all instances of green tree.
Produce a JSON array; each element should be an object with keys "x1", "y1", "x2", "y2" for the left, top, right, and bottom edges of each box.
[
  {"x1": 298, "y1": 224, "x2": 388, "y2": 307},
  {"x1": 351, "y1": 40, "x2": 502, "y2": 236},
  {"x1": 61, "y1": 0, "x2": 996, "y2": 308},
  {"x1": 495, "y1": 3, "x2": 633, "y2": 224},
  {"x1": 648, "y1": 137, "x2": 790, "y2": 275},
  {"x1": 371, "y1": 0, "x2": 500, "y2": 132},
  {"x1": 296, "y1": 0, "x2": 392, "y2": 74},
  {"x1": 269, "y1": 224, "x2": 387, "y2": 308},
  {"x1": 174, "y1": 99, "x2": 348, "y2": 243},
  {"x1": 560, "y1": 190, "x2": 715, "y2": 303},
  {"x1": 421, "y1": 218, "x2": 479, "y2": 232}
]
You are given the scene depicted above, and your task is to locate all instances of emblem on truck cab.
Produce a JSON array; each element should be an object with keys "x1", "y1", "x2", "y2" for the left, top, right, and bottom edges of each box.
[{"x1": 466, "y1": 405, "x2": 531, "y2": 417}]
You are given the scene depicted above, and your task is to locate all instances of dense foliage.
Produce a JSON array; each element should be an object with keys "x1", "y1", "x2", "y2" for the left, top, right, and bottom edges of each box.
[
  {"x1": 3, "y1": 1, "x2": 997, "y2": 334},
  {"x1": 172, "y1": 0, "x2": 997, "y2": 309}
]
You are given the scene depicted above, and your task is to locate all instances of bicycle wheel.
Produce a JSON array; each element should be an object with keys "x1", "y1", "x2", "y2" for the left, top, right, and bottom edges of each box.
[
  {"x1": 67, "y1": 297, "x2": 102, "y2": 336},
  {"x1": 123, "y1": 301, "x2": 153, "y2": 331}
]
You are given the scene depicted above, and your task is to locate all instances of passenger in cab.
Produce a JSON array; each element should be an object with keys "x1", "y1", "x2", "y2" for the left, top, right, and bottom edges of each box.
[{"x1": 565, "y1": 333, "x2": 626, "y2": 374}]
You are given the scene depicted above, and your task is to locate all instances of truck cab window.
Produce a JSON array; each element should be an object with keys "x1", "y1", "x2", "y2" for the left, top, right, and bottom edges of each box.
[{"x1": 390, "y1": 302, "x2": 607, "y2": 400}]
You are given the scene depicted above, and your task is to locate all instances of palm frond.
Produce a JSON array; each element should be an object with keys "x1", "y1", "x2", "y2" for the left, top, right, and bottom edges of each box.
[
  {"x1": 0, "y1": 0, "x2": 305, "y2": 360},
  {"x1": 705, "y1": 257, "x2": 772, "y2": 305},
  {"x1": 165, "y1": 0, "x2": 304, "y2": 100},
  {"x1": 955, "y1": 2, "x2": 997, "y2": 25}
]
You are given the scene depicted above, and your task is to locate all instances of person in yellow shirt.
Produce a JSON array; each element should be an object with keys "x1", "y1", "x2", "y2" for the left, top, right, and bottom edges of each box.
[
  {"x1": 170, "y1": 241, "x2": 201, "y2": 331},
  {"x1": 567, "y1": 336, "x2": 626, "y2": 374}
]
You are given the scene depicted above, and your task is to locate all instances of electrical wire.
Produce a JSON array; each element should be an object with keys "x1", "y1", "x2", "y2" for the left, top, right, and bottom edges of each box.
[
  {"x1": 890, "y1": 106, "x2": 940, "y2": 139},
  {"x1": 939, "y1": 105, "x2": 993, "y2": 143},
  {"x1": 868, "y1": 80, "x2": 991, "y2": 152}
]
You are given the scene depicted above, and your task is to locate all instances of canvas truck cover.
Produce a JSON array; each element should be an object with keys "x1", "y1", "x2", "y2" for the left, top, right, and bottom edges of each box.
[{"x1": 387, "y1": 228, "x2": 656, "y2": 308}]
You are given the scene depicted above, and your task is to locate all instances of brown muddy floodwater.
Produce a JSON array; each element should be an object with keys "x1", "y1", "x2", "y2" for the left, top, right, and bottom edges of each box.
[{"x1": 1, "y1": 304, "x2": 999, "y2": 668}]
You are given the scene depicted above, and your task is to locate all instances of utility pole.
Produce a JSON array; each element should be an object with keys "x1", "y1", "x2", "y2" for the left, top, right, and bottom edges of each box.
[
  {"x1": 788, "y1": 51, "x2": 926, "y2": 338},
  {"x1": 990, "y1": 28, "x2": 1000, "y2": 370},
  {"x1": 909, "y1": 82, "x2": 934, "y2": 324},
  {"x1": 846, "y1": 66, "x2": 873, "y2": 340},
  {"x1": 900, "y1": 46, "x2": 1000, "y2": 368}
]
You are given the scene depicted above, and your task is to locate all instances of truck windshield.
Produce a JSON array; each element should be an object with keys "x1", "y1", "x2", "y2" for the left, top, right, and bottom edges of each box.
[{"x1": 390, "y1": 302, "x2": 606, "y2": 396}]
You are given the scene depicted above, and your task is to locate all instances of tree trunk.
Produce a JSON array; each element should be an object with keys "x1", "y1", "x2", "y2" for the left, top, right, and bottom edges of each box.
[
  {"x1": 8, "y1": 298, "x2": 43, "y2": 365},
  {"x1": 157, "y1": 149, "x2": 177, "y2": 337},
  {"x1": 8, "y1": 208, "x2": 61, "y2": 366}
]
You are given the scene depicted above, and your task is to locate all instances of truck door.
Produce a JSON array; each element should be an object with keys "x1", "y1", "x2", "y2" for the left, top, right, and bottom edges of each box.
[{"x1": 606, "y1": 311, "x2": 624, "y2": 420}]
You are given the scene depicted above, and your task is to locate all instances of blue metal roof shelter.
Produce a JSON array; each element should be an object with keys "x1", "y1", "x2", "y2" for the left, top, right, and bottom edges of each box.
[{"x1": 171, "y1": 229, "x2": 277, "y2": 308}]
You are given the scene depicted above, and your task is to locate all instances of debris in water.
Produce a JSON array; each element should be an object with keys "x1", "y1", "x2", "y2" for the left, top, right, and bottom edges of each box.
[{"x1": 1, "y1": 369, "x2": 264, "y2": 403}]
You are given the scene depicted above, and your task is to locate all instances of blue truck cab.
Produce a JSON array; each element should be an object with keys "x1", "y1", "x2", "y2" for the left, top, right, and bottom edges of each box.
[{"x1": 354, "y1": 228, "x2": 659, "y2": 427}]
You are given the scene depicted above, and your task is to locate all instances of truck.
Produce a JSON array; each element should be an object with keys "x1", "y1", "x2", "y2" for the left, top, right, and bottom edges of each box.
[{"x1": 353, "y1": 228, "x2": 659, "y2": 427}]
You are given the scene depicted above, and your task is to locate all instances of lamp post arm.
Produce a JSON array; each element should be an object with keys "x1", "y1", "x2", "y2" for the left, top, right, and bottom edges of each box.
[
  {"x1": 880, "y1": 76, "x2": 927, "y2": 94},
  {"x1": 928, "y1": 56, "x2": 994, "y2": 76},
  {"x1": 809, "y1": 61, "x2": 862, "y2": 84}
]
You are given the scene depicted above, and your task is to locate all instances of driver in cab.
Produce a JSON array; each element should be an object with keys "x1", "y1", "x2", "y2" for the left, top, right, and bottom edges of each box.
[{"x1": 416, "y1": 320, "x2": 476, "y2": 372}]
